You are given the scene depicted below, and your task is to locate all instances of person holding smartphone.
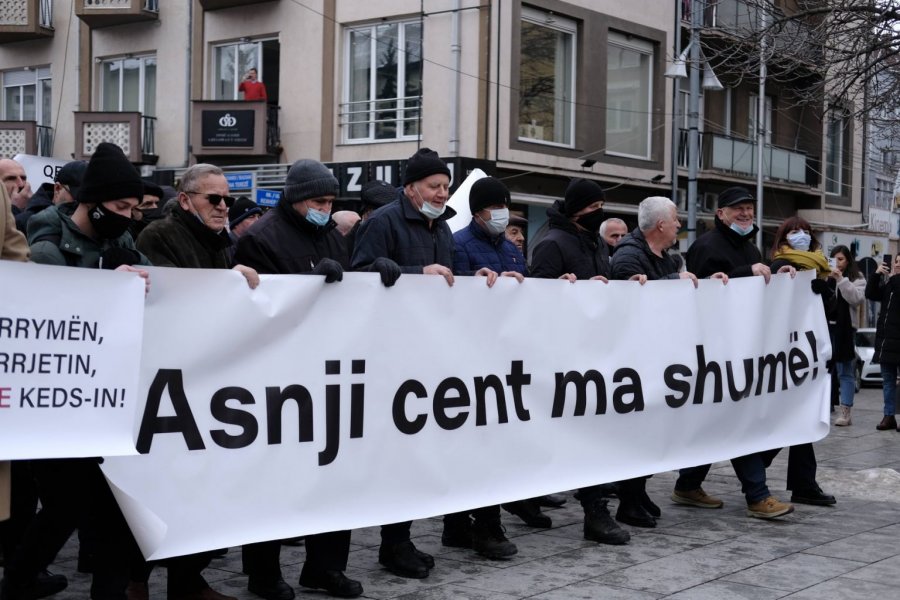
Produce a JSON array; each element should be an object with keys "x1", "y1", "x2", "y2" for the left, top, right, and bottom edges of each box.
[
  {"x1": 865, "y1": 253, "x2": 900, "y2": 431},
  {"x1": 239, "y1": 68, "x2": 267, "y2": 101},
  {"x1": 827, "y1": 245, "x2": 867, "y2": 426}
]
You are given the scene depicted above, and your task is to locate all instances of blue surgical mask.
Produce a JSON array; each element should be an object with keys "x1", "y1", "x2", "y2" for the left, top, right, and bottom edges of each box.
[
  {"x1": 483, "y1": 208, "x2": 509, "y2": 235},
  {"x1": 786, "y1": 231, "x2": 811, "y2": 251},
  {"x1": 305, "y1": 207, "x2": 330, "y2": 227},
  {"x1": 730, "y1": 222, "x2": 754, "y2": 236}
]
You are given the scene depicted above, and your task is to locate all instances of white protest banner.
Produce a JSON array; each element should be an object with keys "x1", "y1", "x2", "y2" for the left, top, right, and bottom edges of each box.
[
  {"x1": 102, "y1": 268, "x2": 830, "y2": 560},
  {"x1": 0, "y1": 261, "x2": 145, "y2": 459},
  {"x1": 13, "y1": 154, "x2": 71, "y2": 189},
  {"x1": 446, "y1": 168, "x2": 487, "y2": 233}
]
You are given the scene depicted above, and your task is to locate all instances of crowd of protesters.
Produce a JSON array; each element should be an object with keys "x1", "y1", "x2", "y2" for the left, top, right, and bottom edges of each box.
[{"x1": 0, "y1": 142, "x2": 891, "y2": 600}]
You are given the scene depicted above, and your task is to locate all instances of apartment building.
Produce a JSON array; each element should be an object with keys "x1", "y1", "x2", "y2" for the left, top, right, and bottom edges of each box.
[{"x1": 0, "y1": 0, "x2": 890, "y2": 254}]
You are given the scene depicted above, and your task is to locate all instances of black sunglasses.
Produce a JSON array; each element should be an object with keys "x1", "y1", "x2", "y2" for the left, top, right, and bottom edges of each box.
[{"x1": 183, "y1": 191, "x2": 237, "y2": 208}]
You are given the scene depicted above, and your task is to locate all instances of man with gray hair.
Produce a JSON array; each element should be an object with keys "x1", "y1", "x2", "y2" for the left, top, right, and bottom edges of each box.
[{"x1": 599, "y1": 217, "x2": 628, "y2": 254}]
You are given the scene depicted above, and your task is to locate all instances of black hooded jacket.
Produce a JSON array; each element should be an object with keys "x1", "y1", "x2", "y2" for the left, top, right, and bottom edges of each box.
[
  {"x1": 686, "y1": 216, "x2": 760, "y2": 279},
  {"x1": 610, "y1": 228, "x2": 681, "y2": 281},
  {"x1": 530, "y1": 201, "x2": 609, "y2": 280}
]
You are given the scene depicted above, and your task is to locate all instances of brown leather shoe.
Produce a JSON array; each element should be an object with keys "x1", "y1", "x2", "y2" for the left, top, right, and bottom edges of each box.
[{"x1": 876, "y1": 415, "x2": 897, "y2": 430}]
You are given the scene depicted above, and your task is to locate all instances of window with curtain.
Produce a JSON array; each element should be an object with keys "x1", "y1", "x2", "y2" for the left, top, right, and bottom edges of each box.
[{"x1": 606, "y1": 32, "x2": 653, "y2": 159}]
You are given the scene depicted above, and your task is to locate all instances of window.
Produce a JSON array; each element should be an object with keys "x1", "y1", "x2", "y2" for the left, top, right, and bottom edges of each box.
[
  {"x1": 748, "y1": 94, "x2": 772, "y2": 144},
  {"x1": 606, "y1": 32, "x2": 653, "y2": 159},
  {"x1": 825, "y1": 109, "x2": 846, "y2": 195},
  {"x1": 100, "y1": 56, "x2": 156, "y2": 117},
  {"x1": 2, "y1": 67, "x2": 51, "y2": 125},
  {"x1": 213, "y1": 42, "x2": 261, "y2": 100},
  {"x1": 343, "y1": 20, "x2": 422, "y2": 142},
  {"x1": 518, "y1": 8, "x2": 575, "y2": 147}
]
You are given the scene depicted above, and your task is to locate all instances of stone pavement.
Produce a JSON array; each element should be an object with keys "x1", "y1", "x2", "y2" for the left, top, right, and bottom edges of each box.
[{"x1": 41, "y1": 386, "x2": 900, "y2": 599}]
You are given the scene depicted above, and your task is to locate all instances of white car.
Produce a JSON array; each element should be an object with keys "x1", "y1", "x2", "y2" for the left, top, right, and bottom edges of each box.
[{"x1": 855, "y1": 328, "x2": 881, "y2": 387}]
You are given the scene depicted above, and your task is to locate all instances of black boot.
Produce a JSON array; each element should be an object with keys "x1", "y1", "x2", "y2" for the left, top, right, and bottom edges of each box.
[
  {"x1": 0, "y1": 570, "x2": 68, "y2": 600},
  {"x1": 502, "y1": 499, "x2": 551, "y2": 528},
  {"x1": 615, "y1": 500, "x2": 657, "y2": 528},
  {"x1": 442, "y1": 513, "x2": 473, "y2": 548},
  {"x1": 378, "y1": 540, "x2": 429, "y2": 579},
  {"x1": 582, "y1": 498, "x2": 630, "y2": 545},
  {"x1": 471, "y1": 521, "x2": 517, "y2": 560},
  {"x1": 298, "y1": 569, "x2": 362, "y2": 599}
]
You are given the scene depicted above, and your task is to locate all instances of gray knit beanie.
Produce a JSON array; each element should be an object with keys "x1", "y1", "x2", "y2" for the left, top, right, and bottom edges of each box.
[{"x1": 283, "y1": 159, "x2": 339, "y2": 203}]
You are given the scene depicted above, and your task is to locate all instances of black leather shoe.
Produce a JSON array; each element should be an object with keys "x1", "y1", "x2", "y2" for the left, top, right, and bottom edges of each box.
[
  {"x1": 248, "y1": 577, "x2": 295, "y2": 600},
  {"x1": 502, "y1": 500, "x2": 552, "y2": 528},
  {"x1": 298, "y1": 570, "x2": 362, "y2": 599},
  {"x1": 582, "y1": 499, "x2": 630, "y2": 544},
  {"x1": 791, "y1": 485, "x2": 836, "y2": 506},
  {"x1": 413, "y1": 548, "x2": 435, "y2": 569},
  {"x1": 536, "y1": 494, "x2": 567, "y2": 508},
  {"x1": 378, "y1": 540, "x2": 429, "y2": 579},
  {"x1": 638, "y1": 490, "x2": 661, "y2": 518},
  {"x1": 616, "y1": 501, "x2": 657, "y2": 528},
  {"x1": 441, "y1": 526, "x2": 472, "y2": 548},
  {"x1": 1, "y1": 570, "x2": 68, "y2": 600}
]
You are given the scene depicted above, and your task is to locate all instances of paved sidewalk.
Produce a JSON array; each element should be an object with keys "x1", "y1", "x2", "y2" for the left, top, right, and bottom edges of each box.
[{"x1": 41, "y1": 386, "x2": 900, "y2": 599}]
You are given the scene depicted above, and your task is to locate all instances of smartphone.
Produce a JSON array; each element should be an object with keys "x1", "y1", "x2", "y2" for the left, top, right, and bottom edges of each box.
[
  {"x1": 828, "y1": 257, "x2": 837, "y2": 270},
  {"x1": 884, "y1": 254, "x2": 892, "y2": 267}
]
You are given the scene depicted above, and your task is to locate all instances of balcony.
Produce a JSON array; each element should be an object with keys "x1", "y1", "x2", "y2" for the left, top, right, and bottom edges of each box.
[
  {"x1": 678, "y1": 129, "x2": 816, "y2": 186},
  {"x1": 190, "y1": 100, "x2": 281, "y2": 160},
  {"x1": 198, "y1": 0, "x2": 277, "y2": 10},
  {"x1": 73, "y1": 112, "x2": 156, "y2": 164},
  {"x1": 75, "y1": 0, "x2": 158, "y2": 29},
  {"x1": 0, "y1": 0, "x2": 54, "y2": 44},
  {"x1": 0, "y1": 121, "x2": 53, "y2": 156}
]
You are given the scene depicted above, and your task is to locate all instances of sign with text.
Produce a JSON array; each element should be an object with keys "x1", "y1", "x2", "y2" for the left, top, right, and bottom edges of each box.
[
  {"x1": 200, "y1": 110, "x2": 255, "y2": 147},
  {"x1": 101, "y1": 269, "x2": 831, "y2": 559},
  {"x1": 225, "y1": 171, "x2": 254, "y2": 192},
  {"x1": 0, "y1": 262, "x2": 145, "y2": 460},
  {"x1": 255, "y1": 189, "x2": 281, "y2": 206}
]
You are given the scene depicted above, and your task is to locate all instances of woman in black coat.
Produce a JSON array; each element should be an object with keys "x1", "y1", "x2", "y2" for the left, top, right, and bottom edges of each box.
[{"x1": 864, "y1": 254, "x2": 900, "y2": 431}]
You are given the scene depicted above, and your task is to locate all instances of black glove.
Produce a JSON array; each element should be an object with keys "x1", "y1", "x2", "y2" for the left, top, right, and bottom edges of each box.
[
  {"x1": 312, "y1": 258, "x2": 343, "y2": 283},
  {"x1": 810, "y1": 278, "x2": 829, "y2": 295},
  {"x1": 371, "y1": 257, "x2": 401, "y2": 287},
  {"x1": 99, "y1": 247, "x2": 142, "y2": 270}
]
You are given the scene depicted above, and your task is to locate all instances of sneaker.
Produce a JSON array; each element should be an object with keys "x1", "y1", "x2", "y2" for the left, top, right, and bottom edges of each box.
[
  {"x1": 876, "y1": 415, "x2": 897, "y2": 430},
  {"x1": 747, "y1": 496, "x2": 794, "y2": 519},
  {"x1": 471, "y1": 522, "x2": 517, "y2": 559},
  {"x1": 834, "y1": 405, "x2": 852, "y2": 427},
  {"x1": 582, "y1": 498, "x2": 630, "y2": 545},
  {"x1": 671, "y1": 488, "x2": 724, "y2": 509}
]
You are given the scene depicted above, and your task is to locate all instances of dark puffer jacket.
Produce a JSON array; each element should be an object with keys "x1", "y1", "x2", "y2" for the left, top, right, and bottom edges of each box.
[
  {"x1": 530, "y1": 201, "x2": 609, "y2": 280},
  {"x1": 351, "y1": 191, "x2": 456, "y2": 271},
  {"x1": 865, "y1": 273, "x2": 900, "y2": 364},
  {"x1": 686, "y1": 216, "x2": 760, "y2": 279},
  {"x1": 233, "y1": 199, "x2": 349, "y2": 274},
  {"x1": 610, "y1": 228, "x2": 680, "y2": 281},
  {"x1": 452, "y1": 219, "x2": 526, "y2": 275},
  {"x1": 136, "y1": 207, "x2": 231, "y2": 269}
]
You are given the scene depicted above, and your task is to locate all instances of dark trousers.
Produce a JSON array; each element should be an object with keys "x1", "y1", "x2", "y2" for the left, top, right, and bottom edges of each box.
[
  {"x1": 443, "y1": 505, "x2": 501, "y2": 531},
  {"x1": 4, "y1": 458, "x2": 137, "y2": 600},
  {"x1": 675, "y1": 464, "x2": 711, "y2": 492},
  {"x1": 761, "y1": 443, "x2": 817, "y2": 491},
  {"x1": 380, "y1": 522, "x2": 412, "y2": 547},
  {"x1": 243, "y1": 531, "x2": 351, "y2": 583},
  {"x1": 0, "y1": 461, "x2": 37, "y2": 562}
]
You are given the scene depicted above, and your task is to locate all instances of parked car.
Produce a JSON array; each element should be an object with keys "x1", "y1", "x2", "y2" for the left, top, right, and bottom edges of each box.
[{"x1": 855, "y1": 328, "x2": 881, "y2": 387}]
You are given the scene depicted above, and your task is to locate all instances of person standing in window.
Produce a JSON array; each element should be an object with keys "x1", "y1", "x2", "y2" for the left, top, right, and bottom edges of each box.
[{"x1": 239, "y1": 68, "x2": 267, "y2": 101}]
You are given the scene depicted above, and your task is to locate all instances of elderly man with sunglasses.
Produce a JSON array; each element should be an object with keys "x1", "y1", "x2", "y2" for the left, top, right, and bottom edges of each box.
[{"x1": 136, "y1": 163, "x2": 258, "y2": 289}]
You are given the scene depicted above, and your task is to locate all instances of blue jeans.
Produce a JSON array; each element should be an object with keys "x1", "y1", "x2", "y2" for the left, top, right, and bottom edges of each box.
[
  {"x1": 880, "y1": 362, "x2": 898, "y2": 416},
  {"x1": 835, "y1": 359, "x2": 856, "y2": 407},
  {"x1": 730, "y1": 453, "x2": 770, "y2": 503}
]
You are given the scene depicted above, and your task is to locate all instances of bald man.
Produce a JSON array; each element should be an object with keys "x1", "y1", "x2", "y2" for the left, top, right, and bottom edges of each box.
[{"x1": 0, "y1": 158, "x2": 31, "y2": 215}]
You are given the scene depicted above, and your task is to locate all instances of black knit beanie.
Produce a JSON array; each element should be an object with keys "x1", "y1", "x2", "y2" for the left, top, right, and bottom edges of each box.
[
  {"x1": 228, "y1": 196, "x2": 263, "y2": 228},
  {"x1": 78, "y1": 142, "x2": 144, "y2": 204},
  {"x1": 283, "y1": 159, "x2": 339, "y2": 203},
  {"x1": 403, "y1": 147, "x2": 451, "y2": 185},
  {"x1": 469, "y1": 177, "x2": 510, "y2": 214},
  {"x1": 360, "y1": 180, "x2": 397, "y2": 210},
  {"x1": 564, "y1": 178, "x2": 605, "y2": 217}
]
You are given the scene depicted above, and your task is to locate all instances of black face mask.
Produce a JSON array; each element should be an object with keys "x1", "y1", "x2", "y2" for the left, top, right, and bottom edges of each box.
[
  {"x1": 89, "y1": 204, "x2": 133, "y2": 239},
  {"x1": 576, "y1": 208, "x2": 605, "y2": 233}
]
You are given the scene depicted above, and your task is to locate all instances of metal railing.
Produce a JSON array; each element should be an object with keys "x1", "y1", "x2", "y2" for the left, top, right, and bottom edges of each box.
[
  {"x1": 339, "y1": 96, "x2": 422, "y2": 141},
  {"x1": 678, "y1": 129, "x2": 812, "y2": 185},
  {"x1": 36, "y1": 125, "x2": 53, "y2": 156},
  {"x1": 266, "y1": 104, "x2": 280, "y2": 154},
  {"x1": 40, "y1": 0, "x2": 52, "y2": 27},
  {"x1": 141, "y1": 115, "x2": 156, "y2": 156},
  {"x1": 144, "y1": 0, "x2": 158, "y2": 11}
]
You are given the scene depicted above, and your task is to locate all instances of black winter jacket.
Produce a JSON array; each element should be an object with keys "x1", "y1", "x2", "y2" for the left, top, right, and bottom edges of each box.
[
  {"x1": 233, "y1": 200, "x2": 349, "y2": 275},
  {"x1": 351, "y1": 192, "x2": 455, "y2": 271},
  {"x1": 610, "y1": 228, "x2": 680, "y2": 281},
  {"x1": 686, "y1": 217, "x2": 760, "y2": 279},
  {"x1": 865, "y1": 273, "x2": 900, "y2": 364},
  {"x1": 530, "y1": 201, "x2": 609, "y2": 280},
  {"x1": 136, "y1": 207, "x2": 232, "y2": 269}
]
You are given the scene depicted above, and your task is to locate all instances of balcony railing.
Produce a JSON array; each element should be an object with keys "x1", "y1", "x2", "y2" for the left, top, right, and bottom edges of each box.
[
  {"x1": 339, "y1": 96, "x2": 422, "y2": 143},
  {"x1": 266, "y1": 104, "x2": 281, "y2": 154},
  {"x1": 75, "y1": 0, "x2": 158, "y2": 28},
  {"x1": 37, "y1": 124, "x2": 53, "y2": 156},
  {"x1": 198, "y1": 0, "x2": 277, "y2": 10},
  {"x1": 74, "y1": 111, "x2": 156, "y2": 163},
  {"x1": 678, "y1": 129, "x2": 814, "y2": 186},
  {"x1": 0, "y1": 0, "x2": 55, "y2": 43},
  {"x1": 0, "y1": 121, "x2": 52, "y2": 156},
  {"x1": 141, "y1": 115, "x2": 156, "y2": 156}
]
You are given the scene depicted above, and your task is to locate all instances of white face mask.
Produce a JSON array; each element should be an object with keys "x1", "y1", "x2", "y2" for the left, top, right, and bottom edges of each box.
[
  {"x1": 482, "y1": 208, "x2": 509, "y2": 235},
  {"x1": 786, "y1": 231, "x2": 811, "y2": 251},
  {"x1": 729, "y1": 222, "x2": 754, "y2": 236},
  {"x1": 416, "y1": 186, "x2": 446, "y2": 220}
]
